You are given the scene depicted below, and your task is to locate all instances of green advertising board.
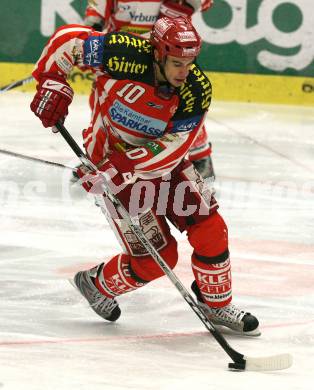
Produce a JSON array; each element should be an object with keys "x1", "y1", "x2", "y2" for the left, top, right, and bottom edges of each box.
[
  {"x1": 0, "y1": 0, "x2": 313, "y2": 104},
  {"x1": 0, "y1": 0, "x2": 87, "y2": 64},
  {"x1": 197, "y1": 0, "x2": 314, "y2": 77}
]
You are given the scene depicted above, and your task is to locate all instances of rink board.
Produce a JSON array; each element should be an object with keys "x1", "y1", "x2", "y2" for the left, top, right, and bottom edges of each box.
[{"x1": 0, "y1": 62, "x2": 313, "y2": 106}]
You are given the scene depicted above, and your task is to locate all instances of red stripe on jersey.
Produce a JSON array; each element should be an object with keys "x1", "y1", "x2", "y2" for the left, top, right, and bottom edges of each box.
[
  {"x1": 188, "y1": 147, "x2": 212, "y2": 161},
  {"x1": 136, "y1": 126, "x2": 202, "y2": 173},
  {"x1": 85, "y1": 7, "x2": 104, "y2": 19},
  {"x1": 33, "y1": 25, "x2": 93, "y2": 80},
  {"x1": 83, "y1": 109, "x2": 109, "y2": 165}
]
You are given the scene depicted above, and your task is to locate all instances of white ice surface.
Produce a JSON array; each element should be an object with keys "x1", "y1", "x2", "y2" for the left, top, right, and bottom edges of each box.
[{"x1": 0, "y1": 93, "x2": 313, "y2": 389}]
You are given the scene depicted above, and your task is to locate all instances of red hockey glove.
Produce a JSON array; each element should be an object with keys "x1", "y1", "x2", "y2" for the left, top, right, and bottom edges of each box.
[
  {"x1": 30, "y1": 73, "x2": 73, "y2": 128},
  {"x1": 76, "y1": 152, "x2": 135, "y2": 196},
  {"x1": 76, "y1": 164, "x2": 107, "y2": 194},
  {"x1": 159, "y1": 0, "x2": 194, "y2": 18}
]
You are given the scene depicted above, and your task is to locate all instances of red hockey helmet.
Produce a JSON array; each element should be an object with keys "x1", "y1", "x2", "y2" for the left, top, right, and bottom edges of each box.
[{"x1": 150, "y1": 16, "x2": 202, "y2": 61}]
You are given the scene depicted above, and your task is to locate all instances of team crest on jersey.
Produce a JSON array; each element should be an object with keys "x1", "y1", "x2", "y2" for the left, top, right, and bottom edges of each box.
[
  {"x1": 172, "y1": 115, "x2": 202, "y2": 133},
  {"x1": 83, "y1": 36, "x2": 105, "y2": 67}
]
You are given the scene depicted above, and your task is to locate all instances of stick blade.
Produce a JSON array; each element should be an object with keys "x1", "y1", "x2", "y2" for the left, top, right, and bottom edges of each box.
[{"x1": 245, "y1": 353, "x2": 293, "y2": 371}]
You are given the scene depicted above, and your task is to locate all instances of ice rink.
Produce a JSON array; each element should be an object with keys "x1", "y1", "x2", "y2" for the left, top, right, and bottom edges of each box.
[{"x1": 0, "y1": 92, "x2": 313, "y2": 389}]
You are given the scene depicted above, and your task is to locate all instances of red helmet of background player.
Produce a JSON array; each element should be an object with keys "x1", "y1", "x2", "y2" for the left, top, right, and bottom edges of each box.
[{"x1": 150, "y1": 16, "x2": 202, "y2": 62}]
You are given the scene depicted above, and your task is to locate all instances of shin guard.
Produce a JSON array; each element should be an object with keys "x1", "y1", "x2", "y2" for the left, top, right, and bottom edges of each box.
[
  {"x1": 94, "y1": 238, "x2": 178, "y2": 298},
  {"x1": 188, "y1": 212, "x2": 232, "y2": 308},
  {"x1": 192, "y1": 253, "x2": 232, "y2": 308},
  {"x1": 95, "y1": 254, "x2": 147, "y2": 298}
]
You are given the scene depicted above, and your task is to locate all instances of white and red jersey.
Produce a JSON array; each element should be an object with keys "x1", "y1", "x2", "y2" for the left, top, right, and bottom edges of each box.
[
  {"x1": 85, "y1": 0, "x2": 213, "y2": 34},
  {"x1": 84, "y1": 0, "x2": 213, "y2": 161},
  {"x1": 85, "y1": 0, "x2": 162, "y2": 34},
  {"x1": 32, "y1": 25, "x2": 212, "y2": 179}
]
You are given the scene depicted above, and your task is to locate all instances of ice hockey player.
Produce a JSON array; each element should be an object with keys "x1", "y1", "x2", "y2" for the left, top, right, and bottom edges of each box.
[
  {"x1": 83, "y1": 0, "x2": 215, "y2": 179},
  {"x1": 30, "y1": 16, "x2": 260, "y2": 336}
]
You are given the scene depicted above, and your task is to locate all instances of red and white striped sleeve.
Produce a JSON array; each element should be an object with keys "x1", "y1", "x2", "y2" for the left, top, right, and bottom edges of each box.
[
  {"x1": 188, "y1": 125, "x2": 211, "y2": 161},
  {"x1": 32, "y1": 24, "x2": 94, "y2": 81},
  {"x1": 82, "y1": 109, "x2": 109, "y2": 166}
]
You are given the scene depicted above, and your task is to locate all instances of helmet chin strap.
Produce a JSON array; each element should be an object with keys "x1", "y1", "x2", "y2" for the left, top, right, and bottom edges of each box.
[
  {"x1": 153, "y1": 56, "x2": 176, "y2": 99},
  {"x1": 153, "y1": 53, "x2": 170, "y2": 85},
  {"x1": 159, "y1": 60, "x2": 168, "y2": 82}
]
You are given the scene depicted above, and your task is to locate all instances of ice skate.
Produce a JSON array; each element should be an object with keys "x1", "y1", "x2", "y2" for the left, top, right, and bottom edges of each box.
[
  {"x1": 192, "y1": 281, "x2": 260, "y2": 336},
  {"x1": 72, "y1": 267, "x2": 121, "y2": 322}
]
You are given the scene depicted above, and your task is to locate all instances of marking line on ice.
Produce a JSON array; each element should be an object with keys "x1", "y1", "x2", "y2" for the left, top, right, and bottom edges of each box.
[
  {"x1": 0, "y1": 330, "x2": 206, "y2": 347},
  {"x1": 1, "y1": 319, "x2": 313, "y2": 347}
]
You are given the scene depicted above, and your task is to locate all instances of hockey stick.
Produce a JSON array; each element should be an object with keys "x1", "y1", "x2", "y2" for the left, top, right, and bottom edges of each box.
[
  {"x1": 55, "y1": 121, "x2": 293, "y2": 372},
  {"x1": 0, "y1": 148, "x2": 73, "y2": 171},
  {"x1": 0, "y1": 76, "x2": 34, "y2": 93}
]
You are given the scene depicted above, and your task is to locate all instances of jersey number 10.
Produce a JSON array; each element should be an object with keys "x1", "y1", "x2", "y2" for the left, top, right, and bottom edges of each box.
[{"x1": 117, "y1": 83, "x2": 145, "y2": 104}]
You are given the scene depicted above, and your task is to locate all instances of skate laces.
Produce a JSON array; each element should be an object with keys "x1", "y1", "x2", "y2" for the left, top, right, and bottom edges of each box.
[
  {"x1": 91, "y1": 291, "x2": 118, "y2": 314},
  {"x1": 205, "y1": 303, "x2": 246, "y2": 324}
]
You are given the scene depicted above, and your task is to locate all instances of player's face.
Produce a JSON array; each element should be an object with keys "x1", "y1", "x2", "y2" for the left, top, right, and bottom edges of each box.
[{"x1": 164, "y1": 56, "x2": 195, "y2": 87}]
